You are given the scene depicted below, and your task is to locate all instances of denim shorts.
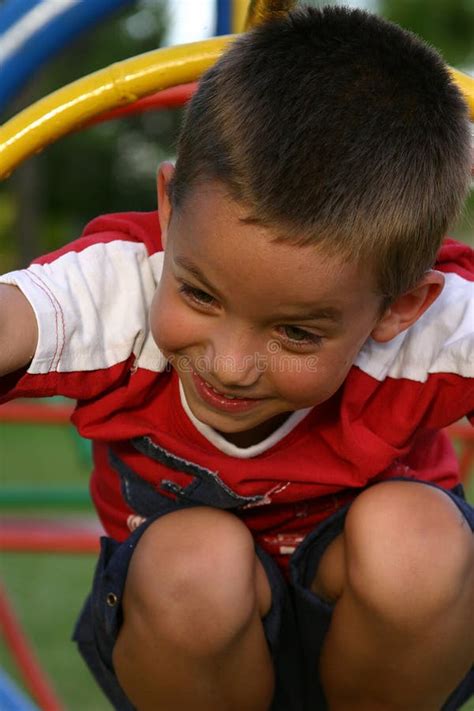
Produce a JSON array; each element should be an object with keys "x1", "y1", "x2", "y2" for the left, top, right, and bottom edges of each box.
[{"x1": 73, "y1": 479, "x2": 474, "y2": 711}]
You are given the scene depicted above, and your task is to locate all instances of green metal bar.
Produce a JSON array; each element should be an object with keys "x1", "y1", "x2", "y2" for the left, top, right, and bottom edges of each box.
[{"x1": 0, "y1": 487, "x2": 92, "y2": 509}]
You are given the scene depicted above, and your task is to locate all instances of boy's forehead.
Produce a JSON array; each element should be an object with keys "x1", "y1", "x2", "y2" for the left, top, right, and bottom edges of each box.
[
  {"x1": 175, "y1": 182, "x2": 342, "y2": 271},
  {"x1": 170, "y1": 183, "x2": 378, "y2": 314}
]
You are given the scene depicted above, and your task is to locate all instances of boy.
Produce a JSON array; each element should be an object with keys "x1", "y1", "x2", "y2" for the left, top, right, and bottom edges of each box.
[{"x1": 0, "y1": 5, "x2": 473, "y2": 710}]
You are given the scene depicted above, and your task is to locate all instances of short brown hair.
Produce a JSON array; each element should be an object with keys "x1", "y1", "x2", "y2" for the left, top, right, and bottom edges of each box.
[{"x1": 170, "y1": 5, "x2": 471, "y2": 301}]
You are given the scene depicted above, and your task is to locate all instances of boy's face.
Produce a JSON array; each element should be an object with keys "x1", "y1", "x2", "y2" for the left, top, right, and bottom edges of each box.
[{"x1": 151, "y1": 176, "x2": 384, "y2": 446}]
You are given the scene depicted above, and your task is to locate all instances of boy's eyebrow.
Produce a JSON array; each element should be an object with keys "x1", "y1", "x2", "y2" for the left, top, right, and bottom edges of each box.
[
  {"x1": 174, "y1": 256, "x2": 219, "y2": 294},
  {"x1": 174, "y1": 255, "x2": 342, "y2": 323},
  {"x1": 275, "y1": 306, "x2": 343, "y2": 324}
]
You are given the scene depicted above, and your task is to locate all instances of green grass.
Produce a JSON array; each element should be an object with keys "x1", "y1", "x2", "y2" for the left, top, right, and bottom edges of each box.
[
  {"x1": 462, "y1": 694, "x2": 474, "y2": 711},
  {"x1": 0, "y1": 553, "x2": 109, "y2": 711},
  {"x1": 1, "y1": 421, "x2": 111, "y2": 709},
  {"x1": 1, "y1": 422, "x2": 91, "y2": 487},
  {"x1": 1, "y1": 420, "x2": 473, "y2": 710}
]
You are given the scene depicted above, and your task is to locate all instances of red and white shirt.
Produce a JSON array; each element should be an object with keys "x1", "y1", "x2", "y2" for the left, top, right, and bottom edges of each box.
[{"x1": 1, "y1": 211, "x2": 473, "y2": 556}]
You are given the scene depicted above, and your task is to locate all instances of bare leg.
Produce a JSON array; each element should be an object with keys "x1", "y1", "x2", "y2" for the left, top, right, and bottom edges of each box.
[
  {"x1": 113, "y1": 507, "x2": 274, "y2": 711},
  {"x1": 313, "y1": 482, "x2": 474, "y2": 711}
]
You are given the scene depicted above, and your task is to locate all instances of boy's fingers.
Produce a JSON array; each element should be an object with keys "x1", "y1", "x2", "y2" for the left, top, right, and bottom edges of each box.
[{"x1": 127, "y1": 515, "x2": 147, "y2": 532}]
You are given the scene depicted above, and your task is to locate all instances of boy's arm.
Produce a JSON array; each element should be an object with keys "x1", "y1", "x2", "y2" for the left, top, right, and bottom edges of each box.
[
  {"x1": 0, "y1": 284, "x2": 38, "y2": 376},
  {"x1": 0, "y1": 212, "x2": 164, "y2": 403}
]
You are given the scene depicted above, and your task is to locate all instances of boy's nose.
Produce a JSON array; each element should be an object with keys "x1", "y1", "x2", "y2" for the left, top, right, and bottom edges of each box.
[
  {"x1": 207, "y1": 329, "x2": 262, "y2": 389},
  {"x1": 212, "y1": 357, "x2": 261, "y2": 389}
]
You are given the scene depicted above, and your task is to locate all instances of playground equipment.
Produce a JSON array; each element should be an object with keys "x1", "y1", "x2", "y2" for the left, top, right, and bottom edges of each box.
[
  {"x1": 1, "y1": 0, "x2": 473, "y2": 179},
  {"x1": 0, "y1": 0, "x2": 137, "y2": 112},
  {"x1": 0, "y1": 1, "x2": 473, "y2": 709},
  {"x1": 0, "y1": 0, "x2": 248, "y2": 113}
]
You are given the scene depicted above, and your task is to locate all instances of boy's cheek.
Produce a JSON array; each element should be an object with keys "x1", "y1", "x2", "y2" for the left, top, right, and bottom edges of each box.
[
  {"x1": 278, "y1": 378, "x2": 334, "y2": 409},
  {"x1": 149, "y1": 285, "x2": 180, "y2": 350},
  {"x1": 149, "y1": 309, "x2": 181, "y2": 353},
  {"x1": 149, "y1": 300, "x2": 202, "y2": 357},
  {"x1": 149, "y1": 289, "x2": 173, "y2": 351},
  {"x1": 276, "y1": 357, "x2": 353, "y2": 407}
]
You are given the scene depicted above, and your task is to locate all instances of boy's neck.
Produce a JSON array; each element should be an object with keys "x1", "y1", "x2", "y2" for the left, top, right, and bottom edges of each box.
[{"x1": 217, "y1": 412, "x2": 291, "y2": 448}]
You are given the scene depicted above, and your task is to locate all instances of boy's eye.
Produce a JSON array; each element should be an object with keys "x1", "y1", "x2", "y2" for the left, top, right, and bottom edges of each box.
[
  {"x1": 278, "y1": 325, "x2": 322, "y2": 348},
  {"x1": 179, "y1": 283, "x2": 216, "y2": 306}
]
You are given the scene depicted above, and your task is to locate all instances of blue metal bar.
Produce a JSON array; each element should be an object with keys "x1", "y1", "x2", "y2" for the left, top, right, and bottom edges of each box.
[
  {"x1": 215, "y1": 0, "x2": 232, "y2": 35},
  {"x1": 0, "y1": 0, "x2": 136, "y2": 111},
  {"x1": 0, "y1": 670, "x2": 40, "y2": 711}
]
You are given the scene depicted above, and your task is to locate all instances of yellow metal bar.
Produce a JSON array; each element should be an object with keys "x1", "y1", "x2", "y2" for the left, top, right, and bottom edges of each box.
[
  {"x1": 244, "y1": 0, "x2": 297, "y2": 30},
  {"x1": 232, "y1": 0, "x2": 249, "y2": 33},
  {"x1": 0, "y1": 23, "x2": 472, "y2": 182},
  {"x1": 449, "y1": 68, "x2": 474, "y2": 120},
  {"x1": 0, "y1": 37, "x2": 232, "y2": 179}
]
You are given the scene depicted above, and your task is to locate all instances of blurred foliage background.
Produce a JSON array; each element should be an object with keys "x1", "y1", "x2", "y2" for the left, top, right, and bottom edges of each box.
[
  {"x1": 0, "y1": 0, "x2": 472, "y2": 273},
  {"x1": 0, "y1": 0, "x2": 174, "y2": 270}
]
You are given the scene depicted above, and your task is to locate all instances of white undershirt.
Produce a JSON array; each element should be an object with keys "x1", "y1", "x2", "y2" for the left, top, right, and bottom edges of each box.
[{"x1": 179, "y1": 381, "x2": 313, "y2": 459}]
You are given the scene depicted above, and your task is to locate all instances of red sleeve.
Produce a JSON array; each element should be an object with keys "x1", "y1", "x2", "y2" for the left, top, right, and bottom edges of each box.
[{"x1": 348, "y1": 238, "x2": 473, "y2": 449}]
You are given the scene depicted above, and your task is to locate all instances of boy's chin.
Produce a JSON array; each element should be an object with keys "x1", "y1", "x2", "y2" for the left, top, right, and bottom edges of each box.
[
  {"x1": 214, "y1": 411, "x2": 293, "y2": 447},
  {"x1": 180, "y1": 377, "x2": 293, "y2": 443},
  {"x1": 191, "y1": 406, "x2": 266, "y2": 433}
]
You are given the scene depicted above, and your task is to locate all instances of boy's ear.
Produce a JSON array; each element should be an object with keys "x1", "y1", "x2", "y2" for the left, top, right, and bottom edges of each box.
[
  {"x1": 157, "y1": 162, "x2": 175, "y2": 249},
  {"x1": 371, "y1": 270, "x2": 445, "y2": 343}
]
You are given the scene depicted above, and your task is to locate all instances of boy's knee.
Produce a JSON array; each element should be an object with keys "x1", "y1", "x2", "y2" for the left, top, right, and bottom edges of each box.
[
  {"x1": 121, "y1": 507, "x2": 270, "y2": 654},
  {"x1": 344, "y1": 482, "x2": 474, "y2": 625}
]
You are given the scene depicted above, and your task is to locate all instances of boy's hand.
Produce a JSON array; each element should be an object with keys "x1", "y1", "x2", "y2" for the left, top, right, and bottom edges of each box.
[
  {"x1": 127, "y1": 515, "x2": 147, "y2": 532},
  {"x1": 0, "y1": 284, "x2": 38, "y2": 376}
]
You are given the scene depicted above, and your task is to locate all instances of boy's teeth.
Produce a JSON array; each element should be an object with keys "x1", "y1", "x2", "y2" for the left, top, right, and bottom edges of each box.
[{"x1": 211, "y1": 385, "x2": 237, "y2": 399}]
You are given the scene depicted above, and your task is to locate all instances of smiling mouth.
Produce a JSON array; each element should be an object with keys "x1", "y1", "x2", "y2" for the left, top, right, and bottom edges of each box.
[
  {"x1": 191, "y1": 370, "x2": 265, "y2": 413},
  {"x1": 205, "y1": 381, "x2": 256, "y2": 400}
]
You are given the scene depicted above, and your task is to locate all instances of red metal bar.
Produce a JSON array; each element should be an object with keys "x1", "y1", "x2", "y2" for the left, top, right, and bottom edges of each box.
[
  {"x1": 0, "y1": 581, "x2": 65, "y2": 711},
  {"x1": 2, "y1": 401, "x2": 471, "y2": 439},
  {"x1": 84, "y1": 82, "x2": 196, "y2": 127},
  {"x1": 0, "y1": 401, "x2": 73, "y2": 424},
  {"x1": 0, "y1": 519, "x2": 101, "y2": 554},
  {"x1": 0, "y1": 401, "x2": 472, "y2": 480}
]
